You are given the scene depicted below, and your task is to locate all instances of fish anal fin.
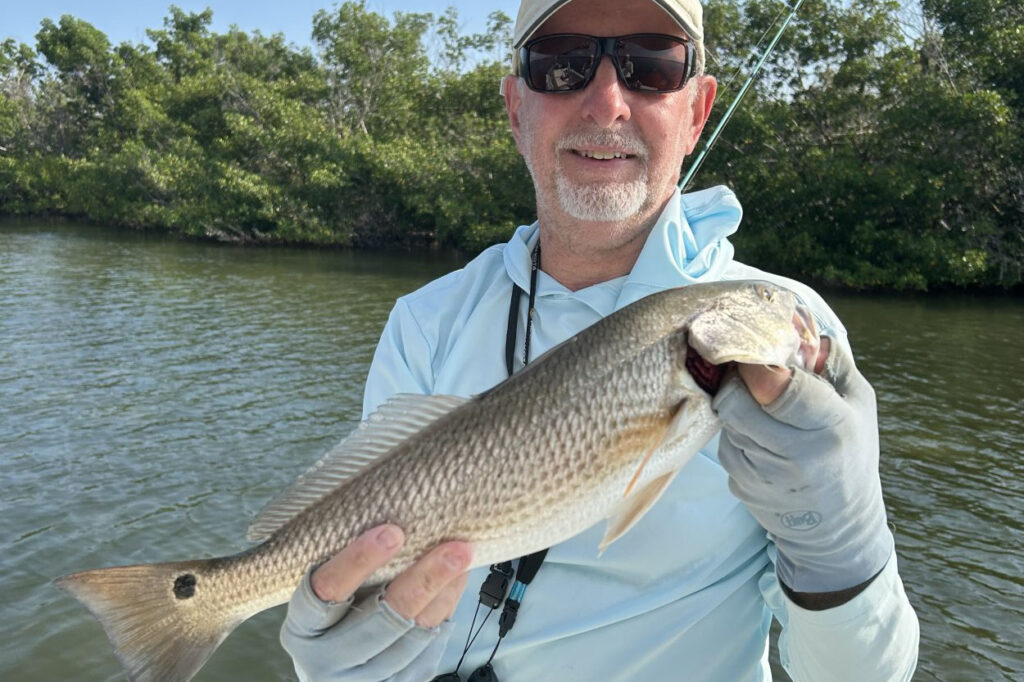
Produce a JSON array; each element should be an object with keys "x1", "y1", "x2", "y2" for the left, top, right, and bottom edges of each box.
[{"x1": 600, "y1": 468, "x2": 682, "y2": 553}]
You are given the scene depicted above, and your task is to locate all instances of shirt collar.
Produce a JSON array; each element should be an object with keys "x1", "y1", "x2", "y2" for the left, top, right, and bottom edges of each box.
[
  {"x1": 503, "y1": 185, "x2": 740, "y2": 314},
  {"x1": 617, "y1": 185, "x2": 739, "y2": 307}
]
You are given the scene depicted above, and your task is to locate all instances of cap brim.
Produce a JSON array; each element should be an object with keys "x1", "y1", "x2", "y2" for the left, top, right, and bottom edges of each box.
[{"x1": 513, "y1": 0, "x2": 703, "y2": 48}]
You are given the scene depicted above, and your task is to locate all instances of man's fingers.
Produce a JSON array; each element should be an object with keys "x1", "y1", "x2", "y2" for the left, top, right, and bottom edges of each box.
[
  {"x1": 736, "y1": 363, "x2": 792, "y2": 405},
  {"x1": 793, "y1": 306, "x2": 821, "y2": 372},
  {"x1": 384, "y1": 542, "x2": 473, "y2": 621},
  {"x1": 310, "y1": 524, "x2": 405, "y2": 603},
  {"x1": 414, "y1": 571, "x2": 470, "y2": 628},
  {"x1": 821, "y1": 337, "x2": 876, "y2": 412},
  {"x1": 815, "y1": 336, "x2": 831, "y2": 375},
  {"x1": 715, "y1": 367, "x2": 847, "y2": 449},
  {"x1": 734, "y1": 330, "x2": 833, "y2": 406}
]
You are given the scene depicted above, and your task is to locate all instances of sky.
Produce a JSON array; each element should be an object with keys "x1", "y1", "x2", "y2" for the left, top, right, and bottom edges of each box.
[{"x1": 2, "y1": 1, "x2": 520, "y2": 51}]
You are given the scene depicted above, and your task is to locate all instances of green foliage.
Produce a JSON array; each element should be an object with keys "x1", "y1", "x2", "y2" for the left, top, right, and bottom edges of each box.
[
  {"x1": 313, "y1": 1, "x2": 433, "y2": 138},
  {"x1": 697, "y1": 0, "x2": 1022, "y2": 288},
  {"x1": 0, "y1": 4, "x2": 528, "y2": 250},
  {"x1": 0, "y1": 1, "x2": 1019, "y2": 288}
]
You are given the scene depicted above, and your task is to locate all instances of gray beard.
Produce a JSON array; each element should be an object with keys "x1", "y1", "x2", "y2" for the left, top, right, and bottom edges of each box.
[
  {"x1": 552, "y1": 130, "x2": 650, "y2": 222},
  {"x1": 554, "y1": 170, "x2": 650, "y2": 222},
  {"x1": 519, "y1": 120, "x2": 653, "y2": 223}
]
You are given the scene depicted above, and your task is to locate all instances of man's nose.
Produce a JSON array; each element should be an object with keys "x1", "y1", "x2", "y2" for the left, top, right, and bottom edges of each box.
[{"x1": 580, "y1": 56, "x2": 631, "y2": 127}]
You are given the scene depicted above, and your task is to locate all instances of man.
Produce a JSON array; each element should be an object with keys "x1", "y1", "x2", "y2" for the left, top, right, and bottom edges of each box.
[{"x1": 280, "y1": 0, "x2": 920, "y2": 679}]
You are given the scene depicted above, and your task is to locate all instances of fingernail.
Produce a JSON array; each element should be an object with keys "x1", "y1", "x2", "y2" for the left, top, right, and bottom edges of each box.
[
  {"x1": 444, "y1": 549, "x2": 468, "y2": 572},
  {"x1": 375, "y1": 525, "x2": 403, "y2": 550}
]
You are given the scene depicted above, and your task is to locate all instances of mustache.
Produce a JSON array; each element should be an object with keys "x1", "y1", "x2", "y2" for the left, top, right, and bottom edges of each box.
[{"x1": 556, "y1": 130, "x2": 649, "y2": 159}]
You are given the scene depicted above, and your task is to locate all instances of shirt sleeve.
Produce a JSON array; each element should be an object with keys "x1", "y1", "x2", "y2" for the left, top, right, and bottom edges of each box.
[
  {"x1": 362, "y1": 298, "x2": 436, "y2": 419},
  {"x1": 760, "y1": 546, "x2": 920, "y2": 681}
]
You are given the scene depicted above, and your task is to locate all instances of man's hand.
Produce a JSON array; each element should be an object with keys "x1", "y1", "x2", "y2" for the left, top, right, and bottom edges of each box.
[
  {"x1": 712, "y1": 333, "x2": 893, "y2": 609},
  {"x1": 281, "y1": 525, "x2": 471, "y2": 681},
  {"x1": 737, "y1": 336, "x2": 831, "y2": 406},
  {"x1": 312, "y1": 525, "x2": 472, "y2": 627}
]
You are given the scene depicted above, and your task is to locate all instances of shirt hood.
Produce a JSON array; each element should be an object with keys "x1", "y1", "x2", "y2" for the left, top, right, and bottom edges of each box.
[{"x1": 502, "y1": 185, "x2": 741, "y2": 312}]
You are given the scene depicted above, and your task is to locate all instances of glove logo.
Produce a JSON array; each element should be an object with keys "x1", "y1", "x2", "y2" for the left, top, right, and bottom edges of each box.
[{"x1": 781, "y1": 511, "x2": 822, "y2": 530}]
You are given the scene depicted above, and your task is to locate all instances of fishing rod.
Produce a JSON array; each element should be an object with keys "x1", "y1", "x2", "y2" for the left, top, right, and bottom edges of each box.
[{"x1": 679, "y1": 0, "x2": 806, "y2": 190}]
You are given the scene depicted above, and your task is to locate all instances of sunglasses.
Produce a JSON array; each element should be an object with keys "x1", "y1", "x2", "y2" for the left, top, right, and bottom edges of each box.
[{"x1": 516, "y1": 33, "x2": 697, "y2": 94}]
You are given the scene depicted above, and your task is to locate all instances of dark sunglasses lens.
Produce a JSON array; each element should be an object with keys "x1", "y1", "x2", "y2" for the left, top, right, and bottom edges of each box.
[
  {"x1": 616, "y1": 36, "x2": 689, "y2": 91},
  {"x1": 526, "y1": 35, "x2": 598, "y2": 92},
  {"x1": 431, "y1": 674, "x2": 463, "y2": 681}
]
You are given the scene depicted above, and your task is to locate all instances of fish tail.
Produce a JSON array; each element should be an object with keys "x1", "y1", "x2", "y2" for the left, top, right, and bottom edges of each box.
[{"x1": 55, "y1": 558, "x2": 244, "y2": 682}]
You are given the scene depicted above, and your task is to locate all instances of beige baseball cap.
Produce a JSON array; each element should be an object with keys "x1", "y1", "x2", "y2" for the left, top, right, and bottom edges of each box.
[{"x1": 513, "y1": 0, "x2": 704, "y2": 61}]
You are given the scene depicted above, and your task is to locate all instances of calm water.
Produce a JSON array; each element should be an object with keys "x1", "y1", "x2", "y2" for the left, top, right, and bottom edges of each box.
[{"x1": 2, "y1": 222, "x2": 1022, "y2": 681}]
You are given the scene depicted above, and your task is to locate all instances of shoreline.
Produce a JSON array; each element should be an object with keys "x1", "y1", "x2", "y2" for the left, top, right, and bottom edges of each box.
[{"x1": 4, "y1": 213, "x2": 1020, "y2": 295}]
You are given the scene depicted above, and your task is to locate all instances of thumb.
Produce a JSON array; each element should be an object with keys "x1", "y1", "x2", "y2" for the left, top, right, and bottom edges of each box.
[{"x1": 820, "y1": 338, "x2": 876, "y2": 412}]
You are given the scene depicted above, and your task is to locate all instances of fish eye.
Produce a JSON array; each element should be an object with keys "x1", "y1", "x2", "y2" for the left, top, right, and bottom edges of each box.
[{"x1": 757, "y1": 285, "x2": 774, "y2": 302}]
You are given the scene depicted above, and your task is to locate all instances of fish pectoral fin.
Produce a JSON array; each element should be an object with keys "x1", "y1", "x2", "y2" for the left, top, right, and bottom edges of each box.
[
  {"x1": 659, "y1": 396, "x2": 705, "y2": 450},
  {"x1": 622, "y1": 442, "x2": 659, "y2": 498},
  {"x1": 600, "y1": 468, "x2": 682, "y2": 553},
  {"x1": 622, "y1": 398, "x2": 693, "y2": 498},
  {"x1": 605, "y1": 398, "x2": 704, "y2": 552}
]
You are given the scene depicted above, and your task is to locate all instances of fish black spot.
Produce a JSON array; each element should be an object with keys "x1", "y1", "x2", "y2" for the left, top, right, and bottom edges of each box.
[{"x1": 173, "y1": 573, "x2": 197, "y2": 599}]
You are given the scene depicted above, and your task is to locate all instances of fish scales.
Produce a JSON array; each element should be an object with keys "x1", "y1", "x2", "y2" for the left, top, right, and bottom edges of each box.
[
  {"x1": 55, "y1": 280, "x2": 803, "y2": 682},
  {"x1": 308, "y1": 292, "x2": 688, "y2": 574},
  {"x1": 261, "y1": 288, "x2": 692, "y2": 583}
]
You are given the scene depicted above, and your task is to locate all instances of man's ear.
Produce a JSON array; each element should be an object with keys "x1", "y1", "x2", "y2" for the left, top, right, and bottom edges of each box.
[
  {"x1": 684, "y1": 75, "x2": 717, "y2": 155},
  {"x1": 503, "y1": 75, "x2": 524, "y2": 149}
]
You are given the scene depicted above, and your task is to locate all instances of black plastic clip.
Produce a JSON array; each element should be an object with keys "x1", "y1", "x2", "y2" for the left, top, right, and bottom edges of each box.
[
  {"x1": 478, "y1": 562, "x2": 513, "y2": 610},
  {"x1": 497, "y1": 596, "x2": 520, "y2": 638}
]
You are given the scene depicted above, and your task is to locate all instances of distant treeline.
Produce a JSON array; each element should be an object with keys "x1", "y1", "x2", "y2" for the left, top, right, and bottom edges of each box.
[{"x1": 1, "y1": 0, "x2": 1021, "y2": 289}]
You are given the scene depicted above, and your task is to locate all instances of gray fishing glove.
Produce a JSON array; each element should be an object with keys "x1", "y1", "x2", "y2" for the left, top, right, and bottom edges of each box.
[
  {"x1": 712, "y1": 339, "x2": 894, "y2": 594},
  {"x1": 281, "y1": 570, "x2": 453, "y2": 682}
]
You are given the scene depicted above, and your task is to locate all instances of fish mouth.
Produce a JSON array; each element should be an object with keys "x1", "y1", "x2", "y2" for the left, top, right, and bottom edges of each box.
[{"x1": 685, "y1": 344, "x2": 726, "y2": 395}]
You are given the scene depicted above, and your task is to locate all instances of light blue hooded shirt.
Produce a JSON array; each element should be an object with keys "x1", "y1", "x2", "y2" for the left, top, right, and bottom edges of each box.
[{"x1": 361, "y1": 186, "x2": 918, "y2": 681}]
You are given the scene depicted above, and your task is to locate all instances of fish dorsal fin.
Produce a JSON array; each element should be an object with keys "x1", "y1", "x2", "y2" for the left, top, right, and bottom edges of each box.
[{"x1": 246, "y1": 393, "x2": 469, "y2": 542}]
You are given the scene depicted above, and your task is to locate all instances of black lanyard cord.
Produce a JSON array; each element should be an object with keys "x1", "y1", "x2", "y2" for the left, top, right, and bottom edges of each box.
[
  {"x1": 523, "y1": 244, "x2": 540, "y2": 368},
  {"x1": 505, "y1": 243, "x2": 541, "y2": 371},
  {"x1": 452, "y1": 602, "x2": 494, "y2": 675}
]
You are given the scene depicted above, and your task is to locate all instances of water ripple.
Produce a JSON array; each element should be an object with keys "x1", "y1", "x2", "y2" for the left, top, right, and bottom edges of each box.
[
  {"x1": 3, "y1": 224, "x2": 1023, "y2": 680},
  {"x1": 827, "y1": 291, "x2": 1024, "y2": 681}
]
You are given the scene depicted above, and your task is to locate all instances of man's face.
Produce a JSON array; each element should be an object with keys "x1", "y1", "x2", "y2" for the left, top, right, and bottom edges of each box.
[{"x1": 506, "y1": 0, "x2": 715, "y2": 243}]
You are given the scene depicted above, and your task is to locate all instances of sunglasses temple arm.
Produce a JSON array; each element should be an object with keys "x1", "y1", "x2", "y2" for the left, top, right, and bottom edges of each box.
[{"x1": 679, "y1": 0, "x2": 806, "y2": 191}]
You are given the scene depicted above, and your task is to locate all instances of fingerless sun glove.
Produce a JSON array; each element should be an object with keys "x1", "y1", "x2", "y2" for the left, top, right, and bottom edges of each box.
[
  {"x1": 712, "y1": 340, "x2": 894, "y2": 593},
  {"x1": 281, "y1": 570, "x2": 452, "y2": 682}
]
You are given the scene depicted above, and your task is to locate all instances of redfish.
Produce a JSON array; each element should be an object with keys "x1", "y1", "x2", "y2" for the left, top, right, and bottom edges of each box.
[{"x1": 57, "y1": 280, "x2": 805, "y2": 682}]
